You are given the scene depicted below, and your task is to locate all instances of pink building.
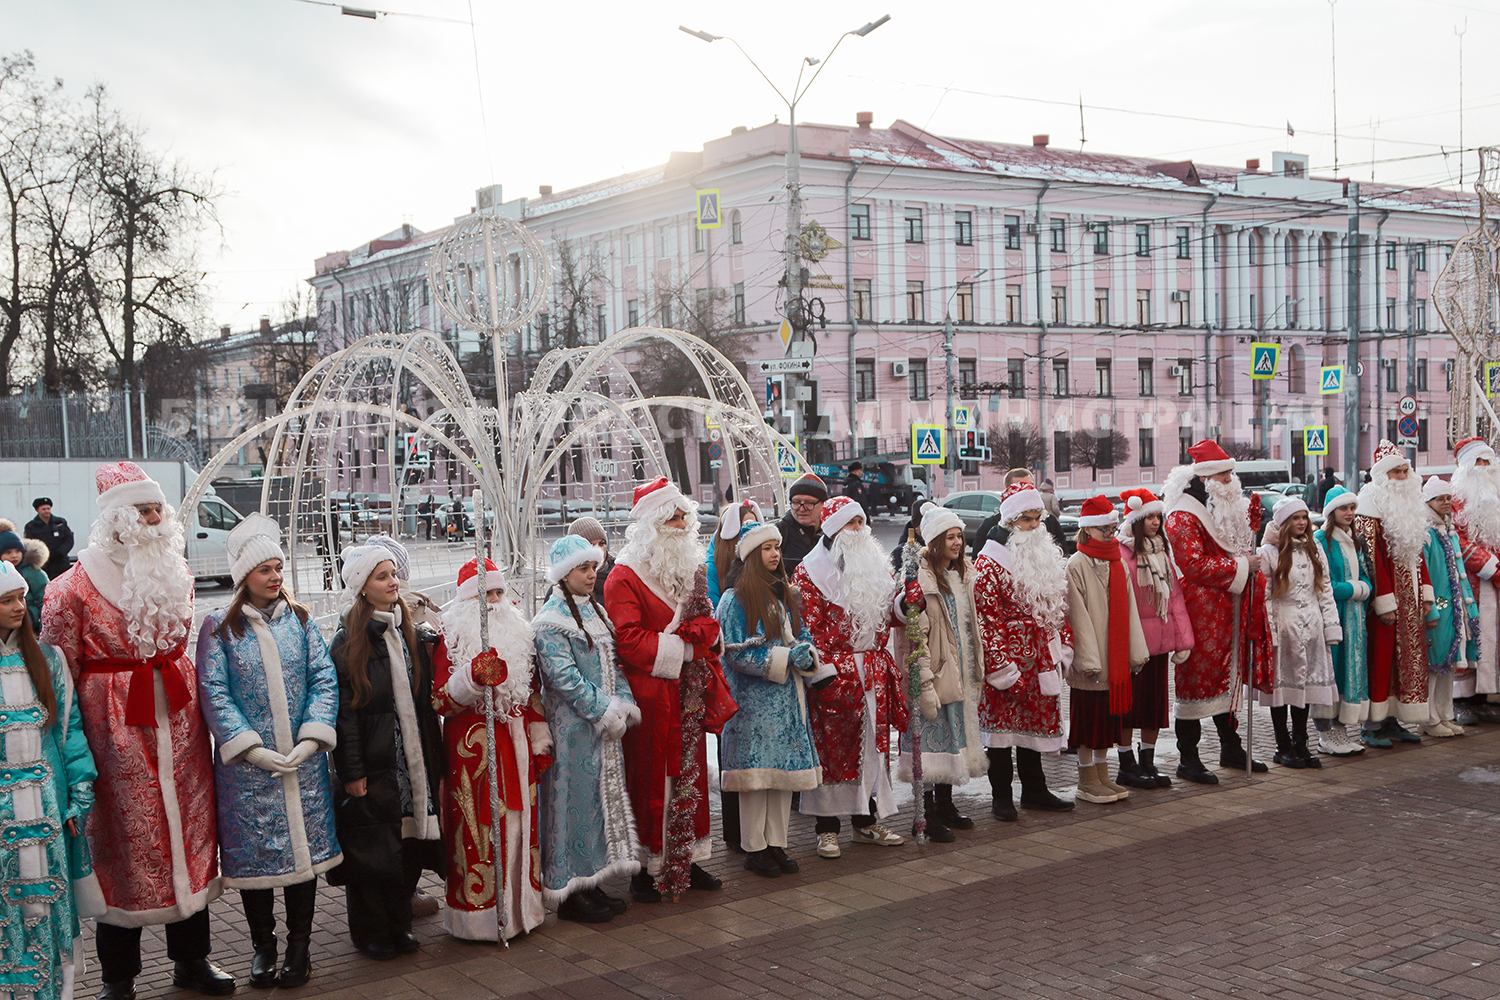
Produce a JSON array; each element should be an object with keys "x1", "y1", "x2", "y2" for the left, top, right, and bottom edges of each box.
[{"x1": 309, "y1": 116, "x2": 1480, "y2": 500}]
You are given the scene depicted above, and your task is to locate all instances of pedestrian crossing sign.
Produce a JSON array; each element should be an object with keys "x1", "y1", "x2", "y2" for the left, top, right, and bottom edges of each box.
[
  {"x1": 1319, "y1": 365, "x2": 1344, "y2": 395},
  {"x1": 953, "y1": 405, "x2": 976, "y2": 429},
  {"x1": 775, "y1": 438, "x2": 801, "y2": 478},
  {"x1": 1487, "y1": 361, "x2": 1500, "y2": 397},
  {"x1": 1250, "y1": 343, "x2": 1280, "y2": 380},
  {"x1": 911, "y1": 423, "x2": 946, "y2": 465},
  {"x1": 696, "y1": 189, "x2": 721, "y2": 230},
  {"x1": 1304, "y1": 425, "x2": 1329, "y2": 456}
]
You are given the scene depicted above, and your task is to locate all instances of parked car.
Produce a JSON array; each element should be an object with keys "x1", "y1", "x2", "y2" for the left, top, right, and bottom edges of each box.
[{"x1": 939, "y1": 490, "x2": 1003, "y2": 546}]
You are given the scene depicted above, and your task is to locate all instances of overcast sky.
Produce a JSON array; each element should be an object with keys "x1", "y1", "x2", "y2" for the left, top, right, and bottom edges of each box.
[{"x1": 6, "y1": 0, "x2": 1496, "y2": 331}]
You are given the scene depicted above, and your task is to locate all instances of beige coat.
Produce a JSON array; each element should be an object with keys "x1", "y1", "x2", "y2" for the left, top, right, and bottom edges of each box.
[
  {"x1": 1065, "y1": 550, "x2": 1149, "y2": 691},
  {"x1": 916, "y1": 553, "x2": 984, "y2": 705}
]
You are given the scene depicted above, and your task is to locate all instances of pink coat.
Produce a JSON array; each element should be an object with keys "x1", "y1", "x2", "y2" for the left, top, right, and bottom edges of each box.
[{"x1": 1118, "y1": 540, "x2": 1194, "y2": 658}]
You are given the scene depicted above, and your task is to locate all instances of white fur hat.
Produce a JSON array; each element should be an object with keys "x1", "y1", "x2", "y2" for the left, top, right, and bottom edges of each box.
[
  {"x1": 820, "y1": 495, "x2": 865, "y2": 537},
  {"x1": 1423, "y1": 475, "x2": 1454, "y2": 502},
  {"x1": 1271, "y1": 495, "x2": 1309, "y2": 526},
  {"x1": 341, "y1": 542, "x2": 401, "y2": 598},
  {"x1": 1455, "y1": 436, "x2": 1495, "y2": 470},
  {"x1": 999, "y1": 482, "x2": 1043, "y2": 525},
  {"x1": 1371, "y1": 439, "x2": 1409, "y2": 481},
  {"x1": 227, "y1": 513, "x2": 285, "y2": 588},
  {"x1": 735, "y1": 521, "x2": 783, "y2": 560},
  {"x1": 0, "y1": 561, "x2": 26, "y2": 599},
  {"x1": 920, "y1": 503, "x2": 964, "y2": 543},
  {"x1": 547, "y1": 535, "x2": 604, "y2": 584}
]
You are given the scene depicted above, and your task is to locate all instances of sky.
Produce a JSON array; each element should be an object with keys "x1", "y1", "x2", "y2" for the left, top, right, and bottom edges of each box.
[{"x1": 6, "y1": 0, "x2": 1497, "y2": 332}]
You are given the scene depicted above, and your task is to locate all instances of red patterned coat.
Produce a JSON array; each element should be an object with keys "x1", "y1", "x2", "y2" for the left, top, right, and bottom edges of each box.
[
  {"x1": 972, "y1": 543, "x2": 1071, "y2": 750},
  {"x1": 1163, "y1": 499, "x2": 1271, "y2": 719},
  {"x1": 791, "y1": 565, "x2": 907, "y2": 784},
  {"x1": 1453, "y1": 499, "x2": 1500, "y2": 695},
  {"x1": 41, "y1": 551, "x2": 221, "y2": 926},
  {"x1": 1354, "y1": 511, "x2": 1433, "y2": 722}
]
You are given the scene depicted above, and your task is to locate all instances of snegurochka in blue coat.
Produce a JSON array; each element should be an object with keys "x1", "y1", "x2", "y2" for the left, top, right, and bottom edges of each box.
[
  {"x1": 715, "y1": 522, "x2": 829, "y2": 880},
  {"x1": 196, "y1": 515, "x2": 340, "y2": 990}
]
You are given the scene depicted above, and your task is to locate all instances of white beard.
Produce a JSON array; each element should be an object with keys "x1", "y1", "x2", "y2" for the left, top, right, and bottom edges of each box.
[
  {"x1": 1454, "y1": 464, "x2": 1500, "y2": 549},
  {"x1": 92, "y1": 505, "x2": 192, "y2": 657},
  {"x1": 1006, "y1": 525, "x2": 1069, "y2": 631},
  {"x1": 442, "y1": 595, "x2": 536, "y2": 714},
  {"x1": 621, "y1": 505, "x2": 704, "y2": 604},
  {"x1": 1206, "y1": 475, "x2": 1253, "y2": 555},
  {"x1": 831, "y1": 527, "x2": 895, "y2": 649},
  {"x1": 1366, "y1": 475, "x2": 1429, "y2": 565}
]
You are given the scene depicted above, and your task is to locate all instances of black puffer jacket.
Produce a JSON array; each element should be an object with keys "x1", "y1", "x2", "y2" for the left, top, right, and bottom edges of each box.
[
  {"x1": 327, "y1": 608, "x2": 445, "y2": 884},
  {"x1": 777, "y1": 511, "x2": 822, "y2": 576}
]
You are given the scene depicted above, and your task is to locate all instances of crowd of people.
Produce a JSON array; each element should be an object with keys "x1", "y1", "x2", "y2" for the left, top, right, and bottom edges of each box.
[{"x1": 5, "y1": 431, "x2": 1498, "y2": 1000}]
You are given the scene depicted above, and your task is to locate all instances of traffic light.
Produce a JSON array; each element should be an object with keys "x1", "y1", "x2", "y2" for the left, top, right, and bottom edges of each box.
[{"x1": 957, "y1": 428, "x2": 990, "y2": 462}]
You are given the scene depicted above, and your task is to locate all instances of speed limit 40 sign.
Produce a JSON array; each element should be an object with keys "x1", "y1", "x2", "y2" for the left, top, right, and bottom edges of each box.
[{"x1": 1398, "y1": 395, "x2": 1417, "y2": 417}]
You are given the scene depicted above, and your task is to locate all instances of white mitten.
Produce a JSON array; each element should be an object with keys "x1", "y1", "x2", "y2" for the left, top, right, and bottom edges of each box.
[
  {"x1": 985, "y1": 662, "x2": 1022, "y2": 691},
  {"x1": 245, "y1": 747, "x2": 294, "y2": 774},
  {"x1": 283, "y1": 740, "x2": 320, "y2": 769}
]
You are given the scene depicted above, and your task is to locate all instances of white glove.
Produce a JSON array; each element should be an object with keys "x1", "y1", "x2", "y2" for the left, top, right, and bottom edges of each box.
[
  {"x1": 283, "y1": 739, "x2": 320, "y2": 769},
  {"x1": 1170, "y1": 649, "x2": 1191, "y2": 664},
  {"x1": 245, "y1": 747, "x2": 295, "y2": 775},
  {"x1": 985, "y1": 662, "x2": 1022, "y2": 691}
]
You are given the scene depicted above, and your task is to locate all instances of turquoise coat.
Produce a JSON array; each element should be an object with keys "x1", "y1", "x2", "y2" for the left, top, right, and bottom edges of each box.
[
  {"x1": 1316, "y1": 525, "x2": 1371, "y2": 721},
  {"x1": 1424, "y1": 523, "x2": 1479, "y2": 673}
]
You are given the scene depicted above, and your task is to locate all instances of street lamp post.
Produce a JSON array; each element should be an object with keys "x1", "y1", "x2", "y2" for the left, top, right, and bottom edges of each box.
[{"x1": 943, "y1": 269, "x2": 988, "y2": 494}]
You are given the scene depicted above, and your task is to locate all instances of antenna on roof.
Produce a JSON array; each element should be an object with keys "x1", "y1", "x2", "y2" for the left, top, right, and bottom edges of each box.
[{"x1": 1078, "y1": 92, "x2": 1087, "y2": 151}]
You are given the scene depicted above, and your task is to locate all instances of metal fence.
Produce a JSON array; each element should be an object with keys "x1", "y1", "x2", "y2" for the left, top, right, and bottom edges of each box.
[{"x1": 0, "y1": 392, "x2": 202, "y2": 464}]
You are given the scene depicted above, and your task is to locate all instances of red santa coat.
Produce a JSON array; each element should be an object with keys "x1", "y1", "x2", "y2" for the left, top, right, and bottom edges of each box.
[
  {"x1": 791, "y1": 564, "x2": 907, "y2": 785},
  {"x1": 40, "y1": 550, "x2": 221, "y2": 926},
  {"x1": 604, "y1": 557, "x2": 728, "y2": 861},
  {"x1": 1164, "y1": 500, "x2": 1271, "y2": 719},
  {"x1": 972, "y1": 543, "x2": 1072, "y2": 751},
  {"x1": 1453, "y1": 500, "x2": 1500, "y2": 695},
  {"x1": 1354, "y1": 512, "x2": 1432, "y2": 722},
  {"x1": 432, "y1": 638, "x2": 547, "y2": 941}
]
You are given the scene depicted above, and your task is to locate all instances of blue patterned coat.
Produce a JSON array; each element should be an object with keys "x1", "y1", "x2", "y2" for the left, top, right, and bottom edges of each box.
[
  {"x1": 196, "y1": 600, "x2": 341, "y2": 888},
  {"x1": 715, "y1": 589, "x2": 822, "y2": 791},
  {"x1": 532, "y1": 593, "x2": 640, "y2": 903}
]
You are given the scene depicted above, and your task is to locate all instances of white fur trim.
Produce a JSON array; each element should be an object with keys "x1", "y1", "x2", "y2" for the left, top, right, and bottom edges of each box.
[
  {"x1": 1350, "y1": 580, "x2": 1371, "y2": 601},
  {"x1": 96, "y1": 477, "x2": 166, "y2": 512},
  {"x1": 999, "y1": 487, "x2": 1043, "y2": 524},
  {"x1": 297, "y1": 720, "x2": 336, "y2": 749},
  {"x1": 821, "y1": 500, "x2": 866, "y2": 536},
  {"x1": 1481, "y1": 556, "x2": 1498, "y2": 582},
  {"x1": 75, "y1": 548, "x2": 123, "y2": 607},
  {"x1": 978, "y1": 538, "x2": 1013, "y2": 572},
  {"x1": 1077, "y1": 511, "x2": 1119, "y2": 527},
  {"x1": 218, "y1": 729, "x2": 263, "y2": 764},
  {"x1": 735, "y1": 523, "x2": 782, "y2": 560},
  {"x1": 652, "y1": 633, "x2": 686, "y2": 679},
  {"x1": 1423, "y1": 476, "x2": 1454, "y2": 501},
  {"x1": 1372, "y1": 451, "x2": 1409, "y2": 480},
  {"x1": 73, "y1": 872, "x2": 105, "y2": 920},
  {"x1": 720, "y1": 766, "x2": 822, "y2": 792},
  {"x1": 1119, "y1": 499, "x2": 1164, "y2": 528},
  {"x1": 1322, "y1": 490, "x2": 1359, "y2": 514},
  {"x1": 529, "y1": 720, "x2": 552, "y2": 756},
  {"x1": 542, "y1": 858, "x2": 641, "y2": 907},
  {"x1": 446, "y1": 657, "x2": 483, "y2": 709},
  {"x1": 1192, "y1": 458, "x2": 1235, "y2": 476},
  {"x1": 547, "y1": 543, "x2": 605, "y2": 584},
  {"x1": 1228, "y1": 556, "x2": 1250, "y2": 596},
  {"x1": 1372, "y1": 593, "x2": 1398, "y2": 616},
  {"x1": 1457, "y1": 439, "x2": 1495, "y2": 468},
  {"x1": 1421, "y1": 584, "x2": 1435, "y2": 604},
  {"x1": 631, "y1": 482, "x2": 690, "y2": 520},
  {"x1": 765, "y1": 645, "x2": 790, "y2": 685}
]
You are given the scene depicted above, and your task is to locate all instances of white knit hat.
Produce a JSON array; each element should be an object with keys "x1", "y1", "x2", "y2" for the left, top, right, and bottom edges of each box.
[
  {"x1": 342, "y1": 542, "x2": 401, "y2": 598},
  {"x1": 919, "y1": 503, "x2": 964, "y2": 543},
  {"x1": 0, "y1": 561, "x2": 27, "y2": 599},
  {"x1": 1423, "y1": 475, "x2": 1454, "y2": 502},
  {"x1": 226, "y1": 513, "x2": 285, "y2": 588},
  {"x1": 1271, "y1": 495, "x2": 1309, "y2": 526}
]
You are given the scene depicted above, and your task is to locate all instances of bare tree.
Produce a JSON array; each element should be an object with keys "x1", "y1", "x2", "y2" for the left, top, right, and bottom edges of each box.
[
  {"x1": 1069, "y1": 428, "x2": 1131, "y2": 481},
  {"x1": 259, "y1": 286, "x2": 321, "y2": 408},
  {"x1": 548, "y1": 237, "x2": 609, "y2": 349},
  {"x1": 985, "y1": 421, "x2": 1045, "y2": 472},
  {"x1": 634, "y1": 271, "x2": 756, "y2": 398},
  {"x1": 1222, "y1": 439, "x2": 1264, "y2": 461}
]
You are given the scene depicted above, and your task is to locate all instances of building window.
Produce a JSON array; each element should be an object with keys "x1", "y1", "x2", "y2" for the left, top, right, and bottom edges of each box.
[
  {"x1": 733, "y1": 282, "x2": 745, "y2": 325},
  {"x1": 850, "y1": 203, "x2": 870, "y2": 241},
  {"x1": 1135, "y1": 224, "x2": 1151, "y2": 256},
  {"x1": 627, "y1": 299, "x2": 639, "y2": 328},
  {"x1": 1418, "y1": 418, "x2": 1430, "y2": 452},
  {"x1": 1094, "y1": 289, "x2": 1110, "y2": 326},
  {"x1": 1447, "y1": 360, "x2": 1455, "y2": 392},
  {"x1": 1385, "y1": 244, "x2": 1397, "y2": 270},
  {"x1": 1417, "y1": 358, "x2": 1428, "y2": 391},
  {"x1": 1138, "y1": 359, "x2": 1154, "y2": 397},
  {"x1": 1096, "y1": 358, "x2": 1112, "y2": 397},
  {"x1": 906, "y1": 281, "x2": 925, "y2": 322},
  {"x1": 1178, "y1": 427, "x2": 1194, "y2": 465},
  {"x1": 1176, "y1": 358, "x2": 1193, "y2": 396},
  {"x1": 1053, "y1": 432, "x2": 1071, "y2": 472},
  {"x1": 905, "y1": 208, "x2": 923, "y2": 243},
  {"x1": 956, "y1": 282, "x2": 974, "y2": 322},
  {"x1": 658, "y1": 225, "x2": 674, "y2": 259},
  {"x1": 1136, "y1": 289, "x2": 1151, "y2": 326},
  {"x1": 1053, "y1": 359, "x2": 1069, "y2": 397},
  {"x1": 1004, "y1": 214, "x2": 1021, "y2": 250},
  {"x1": 1005, "y1": 285, "x2": 1021, "y2": 323},
  {"x1": 959, "y1": 358, "x2": 977, "y2": 399},
  {"x1": 731, "y1": 210, "x2": 743, "y2": 244},
  {"x1": 1137, "y1": 428, "x2": 1155, "y2": 465},
  {"x1": 908, "y1": 358, "x2": 928, "y2": 400},
  {"x1": 659, "y1": 300, "x2": 672, "y2": 327},
  {"x1": 1247, "y1": 233, "x2": 1259, "y2": 266},
  {"x1": 1174, "y1": 292, "x2": 1191, "y2": 327},
  {"x1": 1415, "y1": 299, "x2": 1428, "y2": 330},
  {"x1": 1007, "y1": 358, "x2": 1025, "y2": 398},
  {"x1": 852, "y1": 278, "x2": 872, "y2": 321},
  {"x1": 1050, "y1": 218, "x2": 1066, "y2": 253},
  {"x1": 955, "y1": 210, "x2": 973, "y2": 246},
  {"x1": 1093, "y1": 224, "x2": 1108, "y2": 255},
  {"x1": 692, "y1": 227, "x2": 707, "y2": 253},
  {"x1": 855, "y1": 358, "x2": 875, "y2": 401},
  {"x1": 1176, "y1": 226, "x2": 1191, "y2": 259},
  {"x1": 596, "y1": 303, "x2": 607, "y2": 339},
  {"x1": 1386, "y1": 297, "x2": 1397, "y2": 330},
  {"x1": 1051, "y1": 286, "x2": 1066, "y2": 324},
  {"x1": 1414, "y1": 245, "x2": 1427, "y2": 271},
  {"x1": 1384, "y1": 361, "x2": 1398, "y2": 392}
]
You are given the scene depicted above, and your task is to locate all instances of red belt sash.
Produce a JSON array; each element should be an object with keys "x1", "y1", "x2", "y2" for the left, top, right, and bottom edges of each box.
[{"x1": 81, "y1": 646, "x2": 190, "y2": 727}]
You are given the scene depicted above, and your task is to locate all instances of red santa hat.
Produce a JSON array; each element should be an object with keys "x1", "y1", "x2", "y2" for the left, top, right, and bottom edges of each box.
[
  {"x1": 735, "y1": 521, "x2": 783, "y2": 560},
  {"x1": 1118, "y1": 487, "x2": 1163, "y2": 528},
  {"x1": 820, "y1": 495, "x2": 866, "y2": 537},
  {"x1": 1077, "y1": 494, "x2": 1119, "y2": 527},
  {"x1": 1423, "y1": 475, "x2": 1454, "y2": 502},
  {"x1": 1454, "y1": 436, "x2": 1495, "y2": 469},
  {"x1": 455, "y1": 556, "x2": 506, "y2": 602},
  {"x1": 998, "y1": 481, "x2": 1043, "y2": 524},
  {"x1": 1371, "y1": 439, "x2": 1409, "y2": 480},
  {"x1": 630, "y1": 476, "x2": 692, "y2": 521},
  {"x1": 95, "y1": 461, "x2": 167, "y2": 512},
  {"x1": 1186, "y1": 439, "x2": 1235, "y2": 477}
]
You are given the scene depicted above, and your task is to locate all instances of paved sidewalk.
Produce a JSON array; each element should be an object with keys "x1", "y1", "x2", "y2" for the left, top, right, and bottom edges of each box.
[{"x1": 91, "y1": 721, "x2": 1500, "y2": 1000}]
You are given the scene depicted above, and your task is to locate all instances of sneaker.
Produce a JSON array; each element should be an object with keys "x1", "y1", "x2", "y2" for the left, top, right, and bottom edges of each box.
[
  {"x1": 850, "y1": 824, "x2": 904, "y2": 847},
  {"x1": 1384, "y1": 722, "x2": 1422, "y2": 743},
  {"x1": 815, "y1": 832, "x2": 841, "y2": 858},
  {"x1": 1446, "y1": 721, "x2": 1467, "y2": 735},
  {"x1": 1420, "y1": 723, "x2": 1456, "y2": 738},
  {"x1": 1318, "y1": 731, "x2": 1364, "y2": 756},
  {"x1": 1359, "y1": 730, "x2": 1393, "y2": 749},
  {"x1": 1454, "y1": 705, "x2": 1478, "y2": 726}
]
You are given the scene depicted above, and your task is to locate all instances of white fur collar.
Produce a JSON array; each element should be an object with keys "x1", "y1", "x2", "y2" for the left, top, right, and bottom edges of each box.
[
  {"x1": 799, "y1": 541, "x2": 848, "y2": 608},
  {"x1": 76, "y1": 547, "x2": 124, "y2": 608},
  {"x1": 615, "y1": 551, "x2": 686, "y2": 611},
  {"x1": 978, "y1": 538, "x2": 1012, "y2": 573},
  {"x1": 1166, "y1": 493, "x2": 1244, "y2": 556}
]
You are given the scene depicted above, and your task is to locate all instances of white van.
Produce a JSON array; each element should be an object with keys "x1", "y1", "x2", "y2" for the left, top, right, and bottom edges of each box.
[
  {"x1": 186, "y1": 492, "x2": 243, "y2": 586},
  {"x1": 1232, "y1": 459, "x2": 1295, "y2": 490}
]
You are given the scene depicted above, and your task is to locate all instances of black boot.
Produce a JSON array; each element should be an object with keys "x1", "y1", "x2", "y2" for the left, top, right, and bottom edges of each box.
[
  {"x1": 1292, "y1": 707, "x2": 1320, "y2": 768},
  {"x1": 279, "y1": 880, "x2": 316, "y2": 988},
  {"x1": 1115, "y1": 749, "x2": 1160, "y2": 789},
  {"x1": 987, "y1": 748, "x2": 1017, "y2": 821},
  {"x1": 1271, "y1": 706, "x2": 1306, "y2": 768},
  {"x1": 629, "y1": 869, "x2": 661, "y2": 903},
  {"x1": 241, "y1": 889, "x2": 278, "y2": 989},
  {"x1": 1016, "y1": 747, "x2": 1073, "y2": 811},
  {"x1": 917, "y1": 789, "x2": 954, "y2": 842},
  {"x1": 1138, "y1": 746, "x2": 1171, "y2": 788},
  {"x1": 1215, "y1": 712, "x2": 1268, "y2": 772},
  {"x1": 558, "y1": 891, "x2": 615, "y2": 922},
  {"x1": 1174, "y1": 719, "x2": 1217, "y2": 784},
  {"x1": 585, "y1": 887, "x2": 628, "y2": 916},
  {"x1": 932, "y1": 783, "x2": 974, "y2": 830}
]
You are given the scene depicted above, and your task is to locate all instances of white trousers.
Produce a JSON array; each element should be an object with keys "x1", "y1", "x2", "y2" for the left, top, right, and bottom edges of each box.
[
  {"x1": 738, "y1": 789, "x2": 793, "y2": 853},
  {"x1": 1427, "y1": 673, "x2": 1455, "y2": 726}
]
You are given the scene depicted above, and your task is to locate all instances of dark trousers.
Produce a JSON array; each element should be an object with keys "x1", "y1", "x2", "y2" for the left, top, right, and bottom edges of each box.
[
  {"x1": 242, "y1": 879, "x2": 318, "y2": 943},
  {"x1": 1174, "y1": 712, "x2": 1240, "y2": 750},
  {"x1": 345, "y1": 850, "x2": 424, "y2": 947},
  {"x1": 813, "y1": 798, "x2": 878, "y2": 835},
  {"x1": 97, "y1": 909, "x2": 211, "y2": 984}
]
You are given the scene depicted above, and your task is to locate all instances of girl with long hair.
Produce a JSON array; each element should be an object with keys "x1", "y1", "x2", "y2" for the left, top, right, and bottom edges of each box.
[
  {"x1": 196, "y1": 515, "x2": 340, "y2": 988},
  {"x1": 706, "y1": 498, "x2": 762, "y2": 852},
  {"x1": 327, "y1": 541, "x2": 443, "y2": 961},
  {"x1": 1257, "y1": 497, "x2": 1341, "y2": 769}
]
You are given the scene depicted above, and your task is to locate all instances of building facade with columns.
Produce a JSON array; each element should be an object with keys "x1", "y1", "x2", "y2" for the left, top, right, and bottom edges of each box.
[{"x1": 309, "y1": 115, "x2": 1480, "y2": 502}]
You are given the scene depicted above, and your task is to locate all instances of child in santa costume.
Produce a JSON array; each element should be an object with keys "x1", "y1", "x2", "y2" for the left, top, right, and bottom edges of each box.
[
  {"x1": 534, "y1": 534, "x2": 640, "y2": 923},
  {"x1": 1419, "y1": 477, "x2": 1477, "y2": 737},
  {"x1": 1115, "y1": 488, "x2": 1193, "y2": 790},
  {"x1": 1065, "y1": 496, "x2": 1148, "y2": 804},
  {"x1": 432, "y1": 558, "x2": 549, "y2": 941},
  {"x1": 1312, "y1": 485, "x2": 1371, "y2": 755},
  {"x1": 972, "y1": 482, "x2": 1075, "y2": 820},
  {"x1": 1256, "y1": 497, "x2": 1341, "y2": 769}
]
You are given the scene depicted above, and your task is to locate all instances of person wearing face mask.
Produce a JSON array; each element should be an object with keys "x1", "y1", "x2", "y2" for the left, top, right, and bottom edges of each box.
[
  {"x1": 433, "y1": 558, "x2": 550, "y2": 941},
  {"x1": 327, "y1": 540, "x2": 444, "y2": 961},
  {"x1": 195, "y1": 514, "x2": 340, "y2": 989},
  {"x1": 534, "y1": 535, "x2": 640, "y2": 924}
]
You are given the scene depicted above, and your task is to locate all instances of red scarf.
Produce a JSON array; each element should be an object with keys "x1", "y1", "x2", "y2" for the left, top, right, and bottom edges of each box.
[{"x1": 1076, "y1": 537, "x2": 1133, "y2": 715}]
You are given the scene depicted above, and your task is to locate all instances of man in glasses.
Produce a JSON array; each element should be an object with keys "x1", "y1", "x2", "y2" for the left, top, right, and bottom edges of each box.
[{"x1": 777, "y1": 474, "x2": 828, "y2": 576}]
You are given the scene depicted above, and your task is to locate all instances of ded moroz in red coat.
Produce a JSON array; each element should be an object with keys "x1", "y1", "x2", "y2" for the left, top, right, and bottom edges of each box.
[{"x1": 1354, "y1": 497, "x2": 1433, "y2": 723}]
